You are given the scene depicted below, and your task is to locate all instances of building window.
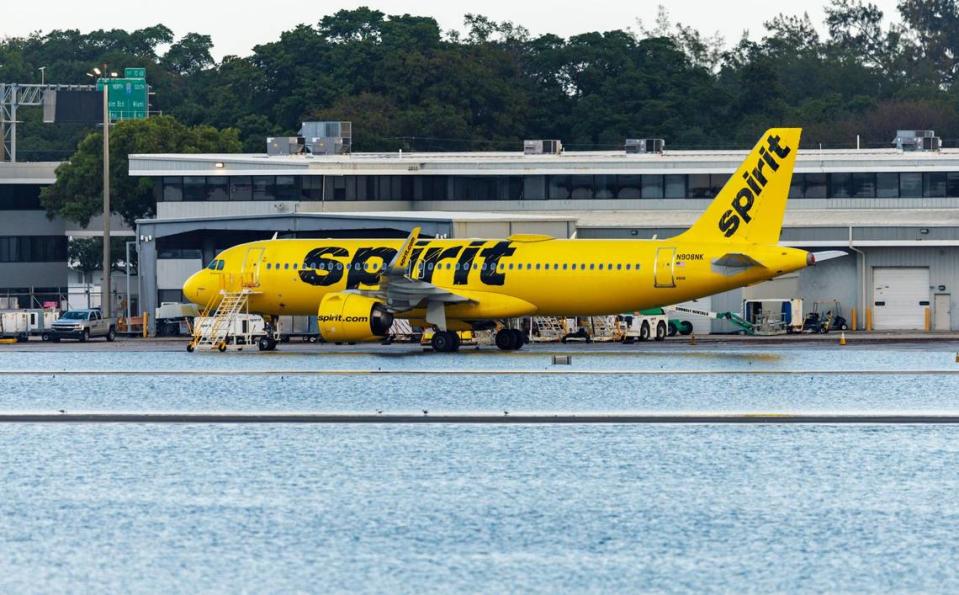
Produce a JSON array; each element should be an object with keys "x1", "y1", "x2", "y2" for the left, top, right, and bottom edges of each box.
[
  {"x1": 876, "y1": 173, "x2": 899, "y2": 198},
  {"x1": 923, "y1": 172, "x2": 947, "y2": 198},
  {"x1": 182, "y1": 177, "x2": 206, "y2": 201},
  {"x1": 301, "y1": 176, "x2": 324, "y2": 200},
  {"x1": 230, "y1": 176, "x2": 252, "y2": 201},
  {"x1": 900, "y1": 172, "x2": 922, "y2": 197},
  {"x1": 0, "y1": 184, "x2": 43, "y2": 210},
  {"x1": 829, "y1": 173, "x2": 851, "y2": 198},
  {"x1": 641, "y1": 175, "x2": 664, "y2": 199},
  {"x1": 789, "y1": 173, "x2": 805, "y2": 198},
  {"x1": 547, "y1": 175, "x2": 571, "y2": 200},
  {"x1": 851, "y1": 173, "x2": 876, "y2": 198},
  {"x1": 275, "y1": 176, "x2": 298, "y2": 201},
  {"x1": 253, "y1": 176, "x2": 275, "y2": 201},
  {"x1": 804, "y1": 173, "x2": 827, "y2": 198},
  {"x1": 0, "y1": 236, "x2": 67, "y2": 262},
  {"x1": 161, "y1": 177, "x2": 182, "y2": 202},
  {"x1": 207, "y1": 177, "x2": 229, "y2": 201},
  {"x1": 664, "y1": 175, "x2": 685, "y2": 198},
  {"x1": 948, "y1": 173, "x2": 959, "y2": 197}
]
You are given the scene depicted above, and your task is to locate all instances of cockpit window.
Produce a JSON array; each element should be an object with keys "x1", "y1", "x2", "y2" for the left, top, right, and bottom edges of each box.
[
  {"x1": 216, "y1": 260, "x2": 225, "y2": 270},
  {"x1": 207, "y1": 259, "x2": 226, "y2": 270}
]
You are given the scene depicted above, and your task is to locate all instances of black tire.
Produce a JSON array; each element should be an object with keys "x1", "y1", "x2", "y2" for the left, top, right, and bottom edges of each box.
[
  {"x1": 258, "y1": 337, "x2": 272, "y2": 351},
  {"x1": 639, "y1": 322, "x2": 650, "y2": 341},
  {"x1": 679, "y1": 321, "x2": 693, "y2": 335},
  {"x1": 106, "y1": 327, "x2": 116, "y2": 342},
  {"x1": 431, "y1": 331, "x2": 457, "y2": 353},
  {"x1": 79, "y1": 330, "x2": 89, "y2": 343},
  {"x1": 186, "y1": 343, "x2": 195, "y2": 353},
  {"x1": 496, "y1": 330, "x2": 515, "y2": 351},
  {"x1": 668, "y1": 323, "x2": 678, "y2": 337},
  {"x1": 41, "y1": 333, "x2": 50, "y2": 342},
  {"x1": 655, "y1": 321, "x2": 667, "y2": 341},
  {"x1": 510, "y1": 329, "x2": 525, "y2": 350}
]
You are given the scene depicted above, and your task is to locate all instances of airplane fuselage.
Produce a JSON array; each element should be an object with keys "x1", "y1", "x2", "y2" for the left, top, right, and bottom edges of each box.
[{"x1": 186, "y1": 236, "x2": 810, "y2": 320}]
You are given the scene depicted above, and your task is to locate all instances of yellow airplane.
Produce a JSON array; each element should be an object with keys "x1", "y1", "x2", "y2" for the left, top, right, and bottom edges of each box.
[{"x1": 183, "y1": 128, "x2": 831, "y2": 352}]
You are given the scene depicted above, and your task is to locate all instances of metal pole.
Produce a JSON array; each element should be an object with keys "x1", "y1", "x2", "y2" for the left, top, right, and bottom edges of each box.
[
  {"x1": 102, "y1": 79, "x2": 111, "y2": 318},
  {"x1": 126, "y1": 241, "x2": 132, "y2": 322},
  {"x1": 10, "y1": 94, "x2": 17, "y2": 162}
]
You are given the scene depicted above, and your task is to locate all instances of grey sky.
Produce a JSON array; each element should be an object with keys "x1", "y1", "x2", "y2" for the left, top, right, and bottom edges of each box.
[{"x1": 3, "y1": 0, "x2": 904, "y2": 60}]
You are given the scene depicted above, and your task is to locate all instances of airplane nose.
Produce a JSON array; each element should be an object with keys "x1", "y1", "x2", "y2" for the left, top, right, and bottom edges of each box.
[{"x1": 182, "y1": 272, "x2": 204, "y2": 305}]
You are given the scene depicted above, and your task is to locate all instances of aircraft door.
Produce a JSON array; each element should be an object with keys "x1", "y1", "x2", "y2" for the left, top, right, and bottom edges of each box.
[
  {"x1": 241, "y1": 247, "x2": 265, "y2": 288},
  {"x1": 654, "y1": 247, "x2": 676, "y2": 288}
]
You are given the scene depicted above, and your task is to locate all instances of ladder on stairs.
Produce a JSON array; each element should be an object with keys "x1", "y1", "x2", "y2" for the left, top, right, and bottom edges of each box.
[{"x1": 189, "y1": 289, "x2": 252, "y2": 352}]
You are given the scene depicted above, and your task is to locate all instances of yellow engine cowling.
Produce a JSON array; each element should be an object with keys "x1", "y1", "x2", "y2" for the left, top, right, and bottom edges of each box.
[{"x1": 317, "y1": 292, "x2": 394, "y2": 342}]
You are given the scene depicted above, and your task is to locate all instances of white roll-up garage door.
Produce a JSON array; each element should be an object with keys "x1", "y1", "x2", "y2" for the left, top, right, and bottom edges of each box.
[{"x1": 873, "y1": 267, "x2": 930, "y2": 330}]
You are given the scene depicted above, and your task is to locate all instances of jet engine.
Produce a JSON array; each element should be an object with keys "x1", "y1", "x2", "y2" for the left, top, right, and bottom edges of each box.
[{"x1": 317, "y1": 292, "x2": 394, "y2": 342}]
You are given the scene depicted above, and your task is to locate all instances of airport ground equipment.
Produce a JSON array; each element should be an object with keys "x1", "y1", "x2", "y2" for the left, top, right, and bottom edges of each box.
[
  {"x1": 187, "y1": 289, "x2": 277, "y2": 352},
  {"x1": 743, "y1": 299, "x2": 803, "y2": 335},
  {"x1": 618, "y1": 310, "x2": 668, "y2": 342},
  {"x1": 276, "y1": 315, "x2": 321, "y2": 342},
  {"x1": 560, "y1": 316, "x2": 619, "y2": 343},
  {"x1": 808, "y1": 300, "x2": 849, "y2": 332},
  {"x1": 154, "y1": 302, "x2": 200, "y2": 337},
  {"x1": 663, "y1": 304, "x2": 757, "y2": 335},
  {"x1": 49, "y1": 309, "x2": 116, "y2": 342},
  {"x1": 0, "y1": 311, "x2": 30, "y2": 341},
  {"x1": 531, "y1": 317, "x2": 568, "y2": 342},
  {"x1": 25, "y1": 309, "x2": 59, "y2": 338},
  {"x1": 190, "y1": 314, "x2": 270, "y2": 352}
]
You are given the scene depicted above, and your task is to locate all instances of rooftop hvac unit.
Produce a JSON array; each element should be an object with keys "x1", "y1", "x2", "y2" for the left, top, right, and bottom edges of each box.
[
  {"x1": 894, "y1": 129, "x2": 941, "y2": 152},
  {"x1": 267, "y1": 137, "x2": 304, "y2": 156},
  {"x1": 524, "y1": 139, "x2": 563, "y2": 155},
  {"x1": 625, "y1": 138, "x2": 665, "y2": 154},
  {"x1": 301, "y1": 121, "x2": 352, "y2": 155}
]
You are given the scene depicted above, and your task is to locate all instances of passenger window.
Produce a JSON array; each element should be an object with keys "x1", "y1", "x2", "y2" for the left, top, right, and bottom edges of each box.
[
  {"x1": 617, "y1": 264, "x2": 622, "y2": 270},
  {"x1": 626, "y1": 264, "x2": 631, "y2": 270},
  {"x1": 266, "y1": 263, "x2": 272, "y2": 270},
  {"x1": 508, "y1": 263, "x2": 513, "y2": 270},
  {"x1": 590, "y1": 263, "x2": 595, "y2": 270},
  {"x1": 598, "y1": 264, "x2": 603, "y2": 270},
  {"x1": 635, "y1": 264, "x2": 641, "y2": 270},
  {"x1": 562, "y1": 263, "x2": 568, "y2": 270},
  {"x1": 293, "y1": 263, "x2": 298, "y2": 270},
  {"x1": 283, "y1": 263, "x2": 289, "y2": 270},
  {"x1": 535, "y1": 263, "x2": 541, "y2": 270}
]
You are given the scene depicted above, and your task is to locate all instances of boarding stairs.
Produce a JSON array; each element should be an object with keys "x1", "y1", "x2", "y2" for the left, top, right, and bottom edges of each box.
[{"x1": 189, "y1": 289, "x2": 252, "y2": 351}]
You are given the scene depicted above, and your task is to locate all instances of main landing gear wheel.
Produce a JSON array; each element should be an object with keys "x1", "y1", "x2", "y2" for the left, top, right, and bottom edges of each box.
[
  {"x1": 495, "y1": 329, "x2": 525, "y2": 351},
  {"x1": 431, "y1": 331, "x2": 460, "y2": 353}
]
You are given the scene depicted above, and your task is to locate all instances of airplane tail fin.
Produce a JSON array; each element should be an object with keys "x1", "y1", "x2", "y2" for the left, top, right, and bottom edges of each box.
[{"x1": 678, "y1": 128, "x2": 801, "y2": 245}]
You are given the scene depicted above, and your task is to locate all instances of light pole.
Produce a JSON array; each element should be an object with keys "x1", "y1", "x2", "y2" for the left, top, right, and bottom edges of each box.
[
  {"x1": 38, "y1": 67, "x2": 46, "y2": 85},
  {"x1": 87, "y1": 66, "x2": 118, "y2": 317}
]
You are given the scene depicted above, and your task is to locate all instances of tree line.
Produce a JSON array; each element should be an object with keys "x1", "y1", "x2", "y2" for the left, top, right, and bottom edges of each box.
[{"x1": 3, "y1": 1, "x2": 959, "y2": 224}]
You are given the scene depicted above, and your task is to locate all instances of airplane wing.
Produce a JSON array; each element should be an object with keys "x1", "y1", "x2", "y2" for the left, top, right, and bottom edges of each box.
[{"x1": 359, "y1": 227, "x2": 471, "y2": 328}]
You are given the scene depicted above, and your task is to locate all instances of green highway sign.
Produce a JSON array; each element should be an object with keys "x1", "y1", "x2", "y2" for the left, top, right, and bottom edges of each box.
[{"x1": 96, "y1": 69, "x2": 148, "y2": 120}]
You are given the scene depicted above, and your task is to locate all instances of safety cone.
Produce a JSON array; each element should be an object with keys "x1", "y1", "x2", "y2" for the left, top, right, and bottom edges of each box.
[
  {"x1": 689, "y1": 334, "x2": 696, "y2": 345},
  {"x1": 839, "y1": 332, "x2": 847, "y2": 346}
]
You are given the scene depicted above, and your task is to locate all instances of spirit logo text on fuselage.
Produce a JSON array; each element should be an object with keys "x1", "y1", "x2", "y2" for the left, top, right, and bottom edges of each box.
[
  {"x1": 718, "y1": 134, "x2": 792, "y2": 238},
  {"x1": 298, "y1": 240, "x2": 517, "y2": 288}
]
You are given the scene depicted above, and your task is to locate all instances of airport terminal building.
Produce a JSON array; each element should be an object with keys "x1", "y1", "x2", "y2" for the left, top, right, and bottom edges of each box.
[
  {"x1": 127, "y1": 136, "x2": 959, "y2": 333},
  {"x1": 5, "y1": 132, "x2": 959, "y2": 333}
]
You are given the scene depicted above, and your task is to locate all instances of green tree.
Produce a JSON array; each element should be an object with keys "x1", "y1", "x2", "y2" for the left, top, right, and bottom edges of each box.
[{"x1": 41, "y1": 115, "x2": 241, "y2": 227}]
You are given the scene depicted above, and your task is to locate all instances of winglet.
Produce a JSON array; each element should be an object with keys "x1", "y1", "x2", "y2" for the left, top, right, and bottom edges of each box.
[{"x1": 387, "y1": 226, "x2": 421, "y2": 275}]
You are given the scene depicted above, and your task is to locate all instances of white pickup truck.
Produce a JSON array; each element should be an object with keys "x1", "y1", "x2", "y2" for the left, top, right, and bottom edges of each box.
[{"x1": 49, "y1": 309, "x2": 117, "y2": 342}]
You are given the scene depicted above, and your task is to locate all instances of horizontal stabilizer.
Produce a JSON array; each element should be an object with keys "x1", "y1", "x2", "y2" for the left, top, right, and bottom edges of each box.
[
  {"x1": 809, "y1": 250, "x2": 848, "y2": 264},
  {"x1": 712, "y1": 253, "x2": 765, "y2": 269}
]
